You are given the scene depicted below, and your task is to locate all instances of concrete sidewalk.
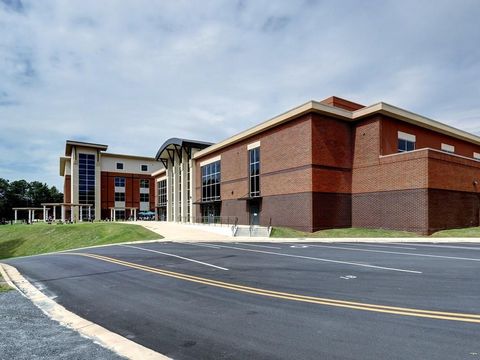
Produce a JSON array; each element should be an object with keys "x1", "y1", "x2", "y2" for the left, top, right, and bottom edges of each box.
[{"x1": 134, "y1": 221, "x2": 480, "y2": 243}]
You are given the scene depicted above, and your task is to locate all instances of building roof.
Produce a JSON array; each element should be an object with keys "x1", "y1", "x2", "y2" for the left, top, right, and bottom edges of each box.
[
  {"x1": 65, "y1": 140, "x2": 108, "y2": 156},
  {"x1": 193, "y1": 97, "x2": 480, "y2": 159},
  {"x1": 155, "y1": 138, "x2": 213, "y2": 165}
]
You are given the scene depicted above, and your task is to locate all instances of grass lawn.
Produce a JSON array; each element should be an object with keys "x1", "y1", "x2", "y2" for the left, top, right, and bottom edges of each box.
[
  {"x1": 0, "y1": 274, "x2": 11, "y2": 292},
  {"x1": 0, "y1": 222, "x2": 161, "y2": 260},
  {"x1": 431, "y1": 227, "x2": 480, "y2": 238},
  {"x1": 270, "y1": 227, "x2": 419, "y2": 238}
]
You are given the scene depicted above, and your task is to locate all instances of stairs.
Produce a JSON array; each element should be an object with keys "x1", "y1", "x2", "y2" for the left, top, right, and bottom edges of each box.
[{"x1": 234, "y1": 225, "x2": 270, "y2": 237}]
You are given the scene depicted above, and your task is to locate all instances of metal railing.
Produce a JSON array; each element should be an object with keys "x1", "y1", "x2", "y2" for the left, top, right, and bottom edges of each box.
[{"x1": 192, "y1": 216, "x2": 238, "y2": 227}]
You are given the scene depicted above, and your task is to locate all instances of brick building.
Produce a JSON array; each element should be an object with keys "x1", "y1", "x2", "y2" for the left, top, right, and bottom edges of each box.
[
  {"x1": 61, "y1": 97, "x2": 480, "y2": 234},
  {"x1": 190, "y1": 97, "x2": 480, "y2": 234},
  {"x1": 60, "y1": 140, "x2": 162, "y2": 221}
]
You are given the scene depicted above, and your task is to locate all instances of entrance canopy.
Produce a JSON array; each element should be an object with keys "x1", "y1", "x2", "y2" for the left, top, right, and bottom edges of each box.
[{"x1": 155, "y1": 138, "x2": 212, "y2": 168}]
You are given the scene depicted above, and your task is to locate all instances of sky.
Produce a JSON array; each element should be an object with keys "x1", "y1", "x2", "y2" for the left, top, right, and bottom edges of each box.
[{"x1": 1, "y1": 0, "x2": 480, "y2": 189}]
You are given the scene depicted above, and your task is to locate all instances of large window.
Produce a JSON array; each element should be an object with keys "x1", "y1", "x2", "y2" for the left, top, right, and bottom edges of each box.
[
  {"x1": 114, "y1": 177, "x2": 125, "y2": 187},
  {"x1": 398, "y1": 131, "x2": 416, "y2": 152},
  {"x1": 140, "y1": 179, "x2": 150, "y2": 188},
  {"x1": 158, "y1": 179, "x2": 167, "y2": 206},
  {"x1": 140, "y1": 193, "x2": 149, "y2": 202},
  {"x1": 114, "y1": 192, "x2": 125, "y2": 202},
  {"x1": 201, "y1": 161, "x2": 221, "y2": 202},
  {"x1": 249, "y1": 147, "x2": 260, "y2": 197},
  {"x1": 79, "y1": 153, "x2": 95, "y2": 218}
]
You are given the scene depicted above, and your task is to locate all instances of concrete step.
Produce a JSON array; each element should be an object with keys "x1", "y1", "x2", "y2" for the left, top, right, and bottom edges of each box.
[{"x1": 234, "y1": 226, "x2": 270, "y2": 237}]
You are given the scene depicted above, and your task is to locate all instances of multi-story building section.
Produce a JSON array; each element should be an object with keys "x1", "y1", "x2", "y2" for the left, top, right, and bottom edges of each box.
[
  {"x1": 60, "y1": 140, "x2": 162, "y2": 221},
  {"x1": 60, "y1": 96, "x2": 480, "y2": 234},
  {"x1": 191, "y1": 96, "x2": 480, "y2": 234}
]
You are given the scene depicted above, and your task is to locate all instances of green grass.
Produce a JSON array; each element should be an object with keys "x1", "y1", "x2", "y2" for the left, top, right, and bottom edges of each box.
[
  {"x1": 270, "y1": 227, "x2": 419, "y2": 238},
  {"x1": 431, "y1": 227, "x2": 480, "y2": 238},
  {"x1": 0, "y1": 274, "x2": 11, "y2": 292},
  {"x1": 0, "y1": 223, "x2": 162, "y2": 260}
]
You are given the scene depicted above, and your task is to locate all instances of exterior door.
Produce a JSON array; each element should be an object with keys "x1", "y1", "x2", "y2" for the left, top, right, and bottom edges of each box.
[{"x1": 249, "y1": 202, "x2": 260, "y2": 225}]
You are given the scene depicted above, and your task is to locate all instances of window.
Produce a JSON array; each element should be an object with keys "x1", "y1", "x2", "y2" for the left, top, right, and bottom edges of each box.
[
  {"x1": 116, "y1": 162, "x2": 124, "y2": 170},
  {"x1": 474, "y1": 152, "x2": 480, "y2": 160},
  {"x1": 398, "y1": 131, "x2": 416, "y2": 152},
  {"x1": 114, "y1": 177, "x2": 125, "y2": 187},
  {"x1": 158, "y1": 180, "x2": 167, "y2": 206},
  {"x1": 79, "y1": 153, "x2": 95, "y2": 218},
  {"x1": 249, "y1": 147, "x2": 260, "y2": 197},
  {"x1": 441, "y1": 143, "x2": 455, "y2": 153},
  {"x1": 140, "y1": 193, "x2": 149, "y2": 202},
  {"x1": 114, "y1": 192, "x2": 125, "y2": 202},
  {"x1": 140, "y1": 179, "x2": 150, "y2": 189},
  {"x1": 201, "y1": 160, "x2": 221, "y2": 202},
  {"x1": 141, "y1": 165, "x2": 148, "y2": 171}
]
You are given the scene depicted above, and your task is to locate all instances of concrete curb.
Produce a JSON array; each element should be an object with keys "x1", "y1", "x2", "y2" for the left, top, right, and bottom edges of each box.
[{"x1": 0, "y1": 263, "x2": 170, "y2": 360}]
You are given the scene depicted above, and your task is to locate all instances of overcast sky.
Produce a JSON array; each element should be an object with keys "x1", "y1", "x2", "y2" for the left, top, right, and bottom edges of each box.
[{"x1": 1, "y1": 0, "x2": 479, "y2": 189}]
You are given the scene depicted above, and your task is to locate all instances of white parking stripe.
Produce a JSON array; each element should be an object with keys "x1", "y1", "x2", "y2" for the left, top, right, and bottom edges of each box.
[
  {"x1": 342, "y1": 243, "x2": 417, "y2": 250},
  {"x1": 235, "y1": 243, "x2": 282, "y2": 250},
  {"x1": 306, "y1": 244, "x2": 480, "y2": 262},
  {"x1": 119, "y1": 245, "x2": 229, "y2": 270},
  {"x1": 390, "y1": 243, "x2": 480, "y2": 251},
  {"x1": 188, "y1": 243, "x2": 222, "y2": 249},
  {"x1": 195, "y1": 244, "x2": 421, "y2": 274}
]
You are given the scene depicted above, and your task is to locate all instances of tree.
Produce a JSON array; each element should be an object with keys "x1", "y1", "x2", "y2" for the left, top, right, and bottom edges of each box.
[{"x1": 0, "y1": 178, "x2": 64, "y2": 221}]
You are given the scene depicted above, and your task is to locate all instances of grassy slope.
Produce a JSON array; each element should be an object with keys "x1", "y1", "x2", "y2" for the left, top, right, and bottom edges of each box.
[
  {"x1": 271, "y1": 227, "x2": 419, "y2": 238},
  {"x1": 431, "y1": 227, "x2": 480, "y2": 238},
  {"x1": 0, "y1": 223, "x2": 161, "y2": 260}
]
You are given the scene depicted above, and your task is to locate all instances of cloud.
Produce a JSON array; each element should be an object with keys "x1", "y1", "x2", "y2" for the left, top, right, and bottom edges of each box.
[{"x1": 0, "y1": 0, "x2": 480, "y2": 188}]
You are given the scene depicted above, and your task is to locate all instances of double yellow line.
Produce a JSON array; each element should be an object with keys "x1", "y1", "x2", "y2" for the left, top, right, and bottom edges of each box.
[{"x1": 65, "y1": 252, "x2": 480, "y2": 324}]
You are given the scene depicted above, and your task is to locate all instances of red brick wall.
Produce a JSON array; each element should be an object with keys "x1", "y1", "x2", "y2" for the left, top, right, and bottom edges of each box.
[
  {"x1": 381, "y1": 116, "x2": 480, "y2": 158},
  {"x1": 101, "y1": 171, "x2": 155, "y2": 213}
]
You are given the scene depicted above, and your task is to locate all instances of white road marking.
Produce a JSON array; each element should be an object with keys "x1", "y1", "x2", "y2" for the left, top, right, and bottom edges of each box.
[
  {"x1": 342, "y1": 243, "x2": 417, "y2": 250},
  {"x1": 187, "y1": 243, "x2": 223, "y2": 249},
  {"x1": 390, "y1": 243, "x2": 480, "y2": 251},
  {"x1": 290, "y1": 245, "x2": 309, "y2": 248},
  {"x1": 196, "y1": 244, "x2": 421, "y2": 274},
  {"x1": 340, "y1": 275, "x2": 357, "y2": 280},
  {"x1": 306, "y1": 244, "x2": 480, "y2": 262},
  {"x1": 119, "y1": 244, "x2": 229, "y2": 270},
  {"x1": 236, "y1": 243, "x2": 282, "y2": 249}
]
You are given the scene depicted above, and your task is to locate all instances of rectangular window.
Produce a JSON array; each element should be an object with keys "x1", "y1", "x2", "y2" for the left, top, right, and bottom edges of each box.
[
  {"x1": 249, "y1": 147, "x2": 260, "y2": 197},
  {"x1": 78, "y1": 153, "x2": 95, "y2": 219},
  {"x1": 140, "y1": 179, "x2": 150, "y2": 188},
  {"x1": 114, "y1": 177, "x2": 125, "y2": 187},
  {"x1": 441, "y1": 143, "x2": 455, "y2": 153},
  {"x1": 116, "y1": 162, "x2": 124, "y2": 170},
  {"x1": 114, "y1": 192, "x2": 125, "y2": 202},
  {"x1": 474, "y1": 152, "x2": 480, "y2": 160},
  {"x1": 398, "y1": 131, "x2": 416, "y2": 152},
  {"x1": 158, "y1": 179, "x2": 167, "y2": 206},
  {"x1": 140, "y1": 193, "x2": 149, "y2": 202},
  {"x1": 201, "y1": 160, "x2": 221, "y2": 202},
  {"x1": 141, "y1": 165, "x2": 148, "y2": 171}
]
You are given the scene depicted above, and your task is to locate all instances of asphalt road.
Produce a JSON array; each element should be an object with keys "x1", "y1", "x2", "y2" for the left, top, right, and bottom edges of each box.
[{"x1": 4, "y1": 241, "x2": 480, "y2": 360}]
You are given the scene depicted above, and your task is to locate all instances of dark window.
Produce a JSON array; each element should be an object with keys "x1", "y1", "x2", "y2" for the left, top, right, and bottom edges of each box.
[
  {"x1": 78, "y1": 153, "x2": 95, "y2": 219},
  {"x1": 140, "y1": 179, "x2": 149, "y2": 188},
  {"x1": 114, "y1": 192, "x2": 125, "y2": 202},
  {"x1": 249, "y1": 147, "x2": 260, "y2": 197},
  {"x1": 158, "y1": 179, "x2": 167, "y2": 206},
  {"x1": 114, "y1": 177, "x2": 125, "y2": 187},
  {"x1": 398, "y1": 138, "x2": 415, "y2": 152},
  {"x1": 201, "y1": 160, "x2": 221, "y2": 202},
  {"x1": 116, "y1": 162, "x2": 124, "y2": 170},
  {"x1": 141, "y1": 165, "x2": 148, "y2": 171},
  {"x1": 140, "y1": 193, "x2": 149, "y2": 202}
]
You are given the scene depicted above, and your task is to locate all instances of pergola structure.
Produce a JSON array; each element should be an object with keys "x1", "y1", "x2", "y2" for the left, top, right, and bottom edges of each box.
[
  {"x1": 108, "y1": 207, "x2": 138, "y2": 221},
  {"x1": 41, "y1": 203, "x2": 93, "y2": 222},
  {"x1": 12, "y1": 207, "x2": 51, "y2": 223}
]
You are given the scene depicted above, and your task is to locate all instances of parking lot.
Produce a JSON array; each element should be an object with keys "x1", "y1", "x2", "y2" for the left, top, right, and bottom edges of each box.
[{"x1": 5, "y1": 241, "x2": 480, "y2": 360}]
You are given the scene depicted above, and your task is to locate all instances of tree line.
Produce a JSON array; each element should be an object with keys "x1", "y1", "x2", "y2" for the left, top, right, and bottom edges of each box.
[{"x1": 0, "y1": 178, "x2": 63, "y2": 221}]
